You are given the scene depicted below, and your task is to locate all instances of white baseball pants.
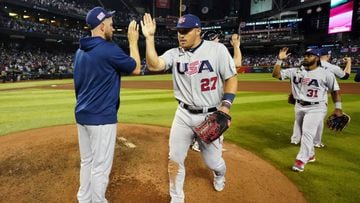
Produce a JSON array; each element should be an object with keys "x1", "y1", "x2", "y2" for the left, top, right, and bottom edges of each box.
[
  {"x1": 294, "y1": 103, "x2": 327, "y2": 163},
  {"x1": 168, "y1": 106, "x2": 226, "y2": 203},
  {"x1": 76, "y1": 123, "x2": 117, "y2": 203}
]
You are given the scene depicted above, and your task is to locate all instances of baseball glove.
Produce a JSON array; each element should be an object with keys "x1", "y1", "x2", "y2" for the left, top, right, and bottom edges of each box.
[
  {"x1": 194, "y1": 111, "x2": 231, "y2": 144},
  {"x1": 326, "y1": 113, "x2": 351, "y2": 131},
  {"x1": 288, "y1": 93, "x2": 296, "y2": 105}
]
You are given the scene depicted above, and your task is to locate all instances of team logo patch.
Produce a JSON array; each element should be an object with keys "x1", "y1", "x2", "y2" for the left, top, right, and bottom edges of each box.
[
  {"x1": 97, "y1": 12, "x2": 105, "y2": 21},
  {"x1": 178, "y1": 16, "x2": 186, "y2": 24},
  {"x1": 302, "y1": 77, "x2": 311, "y2": 85},
  {"x1": 187, "y1": 60, "x2": 200, "y2": 75}
]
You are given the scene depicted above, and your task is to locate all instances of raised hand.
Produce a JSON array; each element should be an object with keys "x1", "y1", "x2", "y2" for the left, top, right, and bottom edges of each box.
[
  {"x1": 230, "y1": 33, "x2": 240, "y2": 48},
  {"x1": 141, "y1": 13, "x2": 156, "y2": 38},
  {"x1": 278, "y1": 47, "x2": 291, "y2": 60},
  {"x1": 127, "y1": 20, "x2": 139, "y2": 44},
  {"x1": 344, "y1": 56, "x2": 351, "y2": 63}
]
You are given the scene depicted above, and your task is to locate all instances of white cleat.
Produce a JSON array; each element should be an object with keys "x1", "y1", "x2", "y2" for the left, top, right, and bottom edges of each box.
[
  {"x1": 191, "y1": 141, "x2": 201, "y2": 152},
  {"x1": 290, "y1": 141, "x2": 299, "y2": 145},
  {"x1": 314, "y1": 143, "x2": 325, "y2": 148},
  {"x1": 213, "y1": 172, "x2": 225, "y2": 192}
]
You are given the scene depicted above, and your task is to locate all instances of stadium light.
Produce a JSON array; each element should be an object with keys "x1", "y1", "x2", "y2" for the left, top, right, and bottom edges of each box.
[
  {"x1": 9, "y1": 12, "x2": 18, "y2": 17},
  {"x1": 316, "y1": 6, "x2": 322, "y2": 12}
]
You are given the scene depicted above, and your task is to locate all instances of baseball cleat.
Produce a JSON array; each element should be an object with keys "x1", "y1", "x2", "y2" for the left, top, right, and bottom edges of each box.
[
  {"x1": 314, "y1": 143, "x2": 325, "y2": 148},
  {"x1": 191, "y1": 141, "x2": 201, "y2": 152},
  {"x1": 290, "y1": 141, "x2": 299, "y2": 145},
  {"x1": 213, "y1": 172, "x2": 225, "y2": 192},
  {"x1": 292, "y1": 160, "x2": 305, "y2": 172},
  {"x1": 308, "y1": 155, "x2": 316, "y2": 163}
]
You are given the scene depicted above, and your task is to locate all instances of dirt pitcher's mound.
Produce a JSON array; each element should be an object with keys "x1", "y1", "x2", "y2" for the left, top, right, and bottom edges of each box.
[{"x1": 0, "y1": 124, "x2": 306, "y2": 203}]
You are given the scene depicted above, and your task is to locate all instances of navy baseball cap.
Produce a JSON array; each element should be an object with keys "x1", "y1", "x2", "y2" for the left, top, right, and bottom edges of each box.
[
  {"x1": 176, "y1": 14, "x2": 201, "y2": 29},
  {"x1": 86, "y1": 7, "x2": 115, "y2": 29},
  {"x1": 319, "y1": 48, "x2": 332, "y2": 56},
  {"x1": 304, "y1": 48, "x2": 321, "y2": 57}
]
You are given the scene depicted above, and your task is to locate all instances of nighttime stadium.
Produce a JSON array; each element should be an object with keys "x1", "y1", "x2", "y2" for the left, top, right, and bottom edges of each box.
[{"x1": 0, "y1": 0, "x2": 359, "y2": 202}]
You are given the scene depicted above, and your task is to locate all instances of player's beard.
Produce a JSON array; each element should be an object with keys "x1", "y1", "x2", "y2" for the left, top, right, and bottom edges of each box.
[
  {"x1": 105, "y1": 30, "x2": 113, "y2": 42},
  {"x1": 301, "y1": 58, "x2": 316, "y2": 68}
]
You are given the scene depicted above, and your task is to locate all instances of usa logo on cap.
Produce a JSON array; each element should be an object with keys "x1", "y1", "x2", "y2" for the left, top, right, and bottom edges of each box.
[
  {"x1": 178, "y1": 16, "x2": 186, "y2": 24},
  {"x1": 97, "y1": 12, "x2": 105, "y2": 21}
]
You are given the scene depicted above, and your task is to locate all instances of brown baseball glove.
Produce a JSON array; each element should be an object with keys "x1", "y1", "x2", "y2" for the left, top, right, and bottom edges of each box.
[{"x1": 194, "y1": 111, "x2": 231, "y2": 144}]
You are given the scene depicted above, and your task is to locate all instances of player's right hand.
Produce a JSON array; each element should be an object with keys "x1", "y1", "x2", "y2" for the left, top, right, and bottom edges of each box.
[
  {"x1": 278, "y1": 47, "x2": 291, "y2": 60},
  {"x1": 230, "y1": 34, "x2": 240, "y2": 48},
  {"x1": 141, "y1": 13, "x2": 156, "y2": 38}
]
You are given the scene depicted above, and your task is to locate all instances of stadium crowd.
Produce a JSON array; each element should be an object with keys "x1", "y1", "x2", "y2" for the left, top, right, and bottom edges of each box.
[
  {"x1": 0, "y1": 16, "x2": 87, "y2": 39},
  {"x1": 19, "y1": 0, "x2": 92, "y2": 16},
  {"x1": 0, "y1": 43, "x2": 73, "y2": 82},
  {"x1": 1, "y1": 39, "x2": 359, "y2": 83},
  {"x1": 242, "y1": 49, "x2": 359, "y2": 68},
  {"x1": 17, "y1": 0, "x2": 141, "y2": 25}
]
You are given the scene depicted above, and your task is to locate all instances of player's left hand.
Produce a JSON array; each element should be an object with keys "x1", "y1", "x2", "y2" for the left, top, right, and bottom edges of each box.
[
  {"x1": 327, "y1": 111, "x2": 351, "y2": 131},
  {"x1": 194, "y1": 111, "x2": 231, "y2": 144},
  {"x1": 344, "y1": 57, "x2": 351, "y2": 63},
  {"x1": 127, "y1": 20, "x2": 139, "y2": 44},
  {"x1": 332, "y1": 108, "x2": 343, "y2": 117},
  {"x1": 230, "y1": 34, "x2": 240, "y2": 48}
]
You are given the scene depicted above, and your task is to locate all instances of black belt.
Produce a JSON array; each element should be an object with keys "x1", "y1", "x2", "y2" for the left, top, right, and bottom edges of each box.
[
  {"x1": 178, "y1": 101, "x2": 217, "y2": 114},
  {"x1": 296, "y1": 100, "x2": 320, "y2": 106}
]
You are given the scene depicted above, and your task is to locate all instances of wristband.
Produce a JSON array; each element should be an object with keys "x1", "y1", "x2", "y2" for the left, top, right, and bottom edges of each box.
[
  {"x1": 276, "y1": 59, "x2": 283, "y2": 66},
  {"x1": 221, "y1": 100, "x2": 232, "y2": 109},
  {"x1": 335, "y1": 102, "x2": 342, "y2": 109},
  {"x1": 222, "y1": 93, "x2": 235, "y2": 104}
]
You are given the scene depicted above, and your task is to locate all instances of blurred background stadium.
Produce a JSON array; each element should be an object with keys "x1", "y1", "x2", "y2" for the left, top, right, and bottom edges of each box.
[{"x1": 0, "y1": 0, "x2": 359, "y2": 81}]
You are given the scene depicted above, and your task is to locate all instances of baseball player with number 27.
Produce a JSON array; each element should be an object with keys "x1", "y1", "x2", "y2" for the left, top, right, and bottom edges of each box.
[
  {"x1": 273, "y1": 47, "x2": 344, "y2": 172},
  {"x1": 141, "y1": 13, "x2": 237, "y2": 202}
]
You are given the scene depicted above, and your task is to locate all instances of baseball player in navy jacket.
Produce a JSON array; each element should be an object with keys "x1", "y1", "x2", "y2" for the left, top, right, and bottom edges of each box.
[{"x1": 73, "y1": 7, "x2": 141, "y2": 202}]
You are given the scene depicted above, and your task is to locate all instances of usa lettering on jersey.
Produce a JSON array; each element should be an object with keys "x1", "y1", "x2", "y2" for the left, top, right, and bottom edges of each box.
[
  {"x1": 293, "y1": 76, "x2": 319, "y2": 87},
  {"x1": 176, "y1": 60, "x2": 214, "y2": 75}
]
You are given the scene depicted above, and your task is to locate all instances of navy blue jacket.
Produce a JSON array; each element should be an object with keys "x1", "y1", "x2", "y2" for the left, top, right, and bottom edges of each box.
[{"x1": 74, "y1": 36, "x2": 135, "y2": 125}]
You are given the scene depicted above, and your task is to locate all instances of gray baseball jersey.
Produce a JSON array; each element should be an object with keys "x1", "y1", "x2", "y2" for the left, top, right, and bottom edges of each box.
[
  {"x1": 280, "y1": 66, "x2": 340, "y2": 102},
  {"x1": 162, "y1": 40, "x2": 236, "y2": 202},
  {"x1": 280, "y1": 66, "x2": 340, "y2": 170},
  {"x1": 160, "y1": 40, "x2": 237, "y2": 107},
  {"x1": 321, "y1": 60, "x2": 346, "y2": 78}
]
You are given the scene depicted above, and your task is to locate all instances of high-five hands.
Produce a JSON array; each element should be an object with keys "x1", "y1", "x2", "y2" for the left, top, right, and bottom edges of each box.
[
  {"x1": 278, "y1": 47, "x2": 291, "y2": 60},
  {"x1": 141, "y1": 13, "x2": 156, "y2": 38}
]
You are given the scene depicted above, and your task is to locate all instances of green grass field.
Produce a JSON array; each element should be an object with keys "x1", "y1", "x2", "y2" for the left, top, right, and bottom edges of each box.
[{"x1": 0, "y1": 75, "x2": 359, "y2": 202}]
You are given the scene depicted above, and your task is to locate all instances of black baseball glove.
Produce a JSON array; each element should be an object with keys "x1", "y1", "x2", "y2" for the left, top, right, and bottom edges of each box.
[
  {"x1": 326, "y1": 113, "x2": 351, "y2": 131},
  {"x1": 194, "y1": 111, "x2": 231, "y2": 144}
]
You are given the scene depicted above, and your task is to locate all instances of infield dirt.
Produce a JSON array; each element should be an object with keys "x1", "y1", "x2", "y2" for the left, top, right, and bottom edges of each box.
[{"x1": 0, "y1": 124, "x2": 306, "y2": 202}]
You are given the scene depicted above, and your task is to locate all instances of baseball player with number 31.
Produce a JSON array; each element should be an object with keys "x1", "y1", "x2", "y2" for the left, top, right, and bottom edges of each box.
[
  {"x1": 141, "y1": 13, "x2": 238, "y2": 202},
  {"x1": 273, "y1": 47, "x2": 344, "y2": 172}
]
